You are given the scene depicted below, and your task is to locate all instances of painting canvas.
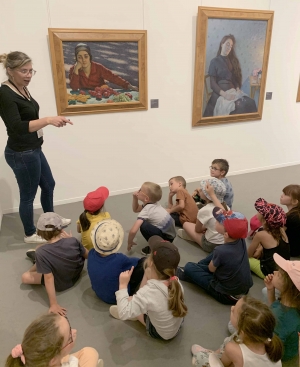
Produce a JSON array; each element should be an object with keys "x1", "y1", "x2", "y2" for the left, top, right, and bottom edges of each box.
[
  {"x1": 48, "y1": 29, "x2": 147, "y2": 115},
  {"x1": 192, "y1": 7, "x2": 274, "y2": 126}
]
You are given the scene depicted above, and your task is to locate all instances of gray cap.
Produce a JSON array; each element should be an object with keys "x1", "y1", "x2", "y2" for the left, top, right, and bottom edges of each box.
[{"x1": 37, "y1": 212, "x2": 63, "y2": 231}]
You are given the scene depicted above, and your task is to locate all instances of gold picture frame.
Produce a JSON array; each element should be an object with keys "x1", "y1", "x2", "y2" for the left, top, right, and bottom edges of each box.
[
  {"x1": 192, "y1": 7, "x2": 274, "y2": 127},
  {"x1": 297, "y1": 79, "x2": 300, "y2": 102},
  {"x1": 48, "y1": 28, "x2": 147, "y2": 115}
]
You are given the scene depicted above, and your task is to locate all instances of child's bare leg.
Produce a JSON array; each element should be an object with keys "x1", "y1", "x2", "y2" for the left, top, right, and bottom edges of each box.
[
  {"x1": 183, "y1": 222, "x2": 203, "y2": 246},
  {"x1": 21, "y1": 264, "x2": 42, "y2": 284},
  {"x1": 137, "y1": 314, "x2": 146, "y2": 326}
]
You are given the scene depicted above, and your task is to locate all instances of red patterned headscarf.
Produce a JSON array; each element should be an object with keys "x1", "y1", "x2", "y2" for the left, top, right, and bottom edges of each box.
[{"x1": 254, "y1": 198, "x2": 286, "y2": 228}]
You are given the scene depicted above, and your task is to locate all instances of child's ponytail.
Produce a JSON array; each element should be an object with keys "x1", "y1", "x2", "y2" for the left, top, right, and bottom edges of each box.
[
  {"x1": 5, "y1": 356, "x2": 22, "y2": 367},
  {"x1": 79, "y1": 210, "x2": 91, "y2": 231},
  {"x1": 163, "y1": 269, "x2": 188, "y2": 318},
  {"x1": 264, "y1": 334, "x2": 283, "y2": 363},
  {"x1": 79, "y1": 208, "x2": 102, "y2": 231}
]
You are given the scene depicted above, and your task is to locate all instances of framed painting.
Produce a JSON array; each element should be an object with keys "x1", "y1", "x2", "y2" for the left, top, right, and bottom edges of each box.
[
  {"x1": 48, "y1": 28, "x2": 147, "y2": 115},
  {"x1": 192, "y1": 7, "x2": 274, "y2": 126}
]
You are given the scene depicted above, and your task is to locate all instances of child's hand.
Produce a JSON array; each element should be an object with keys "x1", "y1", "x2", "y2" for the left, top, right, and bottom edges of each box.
[
  {"x1": 205, "y1": 181, "x2": 215, "y2": 197},
  {"x1": 166, "y1": 208, "x2": 171, "y2": 213},
  {"x1": 60, "y1": 230, "x2": 72, "y2": 238},
  {"x1": 133, "y1": 191, "x2": 139, "y2": 198},
  {"x1": 264, "y1": 274, "x2": 274, "y2": 290},
  {"x1": 193, "y1": 188, "x2": 200, "y2": 197},
  {"x1": 49, "y1": 303, "x2": 67, "y2": 316},
  {"x1": 119, "y1": 266, "x2": 134, "y2": 289},
  {"x1": 169, "y1": 191, "x2": 175, "y2": 198},
  {"x1": 127, "y1": 241, "x2": 137, "y2": 251}
]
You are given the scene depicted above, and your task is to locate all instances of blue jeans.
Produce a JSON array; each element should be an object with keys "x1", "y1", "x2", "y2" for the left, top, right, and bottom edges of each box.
[
  {"x1": 5, "y1": 146, "x2": 55, "y2": 236},
  {"x1": 184, "y1": 253, "x2": 238, "y2": 305},
  {"x1": 140, "y1": 221, "x2": 174, "y2": 242}
]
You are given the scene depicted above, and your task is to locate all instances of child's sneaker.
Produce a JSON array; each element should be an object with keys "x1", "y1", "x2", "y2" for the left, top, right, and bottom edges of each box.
[
  {"x1": 110, "y1": 305, "x2": 121, "y2": 320},
  {"x1": 26, "y1": 249, "x2": 36, "y2": 264},
  {"x1": 141, "y1": 246, "x2": 151, "y2": 256},
  {"x1": 177, "y1": 229, "x2": 193, "y2": 241},
  {"x1": 24, "y1": 233, "x2": 47, "y2": 244}
]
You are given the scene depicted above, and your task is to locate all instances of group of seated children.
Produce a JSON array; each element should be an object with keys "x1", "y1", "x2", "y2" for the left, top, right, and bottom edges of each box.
[{"x1": 6, "y1": 159, "x2": 300, "y2": 367}]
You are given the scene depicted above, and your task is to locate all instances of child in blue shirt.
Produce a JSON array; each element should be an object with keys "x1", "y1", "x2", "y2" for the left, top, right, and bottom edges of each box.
[{"x1": 88, "y1": 219, "x2": 145, "y2": 304}]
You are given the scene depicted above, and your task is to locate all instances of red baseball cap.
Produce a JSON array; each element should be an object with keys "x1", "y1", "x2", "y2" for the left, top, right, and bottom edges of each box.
[{"x1": 83, "y1": 186, "x2": 109, "y2": 212}]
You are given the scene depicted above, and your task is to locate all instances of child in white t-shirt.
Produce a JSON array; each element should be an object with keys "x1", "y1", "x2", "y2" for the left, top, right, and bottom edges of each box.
[
  {"x1": 178, "y1": 178, "x2": 227, "y2": 253},
  {"x1": 109, "y1": 236, "x2": 187, "y2": 340}
]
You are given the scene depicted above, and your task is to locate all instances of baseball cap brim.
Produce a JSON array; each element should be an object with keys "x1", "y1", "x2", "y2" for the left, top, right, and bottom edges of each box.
[{"x1": 273, "y1": 253, "x2": 288, "y2": 273}]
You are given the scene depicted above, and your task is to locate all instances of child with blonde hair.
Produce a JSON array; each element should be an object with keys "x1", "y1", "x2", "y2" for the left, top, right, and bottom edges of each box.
[
  {"x1": 264, "y1": 254, "x2": 300, "y2": 362},
  {"x1": 280, "y1": 184, "x2": 300, "y2": 256},
  {"x1": 191, "y1": 296, "x2": 283, "y2": 366},
  {"x1": 178, "y1": 178, "x2": 227, "y2": 253},
  {"x1": 110, "y1": 236, "x2": 187, "y2": 340},
  {"x1": 77, "y1": 186, "x2": 110, "y2": 250},
  {"x1": 5, "y1": 313, "x2": 102, "y2": 367},
  {"x1": 128, "y1": 181, "x2": 176, "y2": 255}
]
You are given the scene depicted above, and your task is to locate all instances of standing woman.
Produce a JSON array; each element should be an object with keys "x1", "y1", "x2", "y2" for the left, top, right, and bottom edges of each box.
[{"x1": 0, "y1": 51, "x2": 72, "y2": 243}]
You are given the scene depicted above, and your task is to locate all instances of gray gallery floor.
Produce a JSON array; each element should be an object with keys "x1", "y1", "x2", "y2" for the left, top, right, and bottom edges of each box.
[{"x1": 1, "y1": 166, "x2": 299, "y2": 366}]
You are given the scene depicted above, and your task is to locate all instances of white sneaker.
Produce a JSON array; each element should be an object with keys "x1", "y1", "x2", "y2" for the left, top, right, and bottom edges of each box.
[
  {"x1": 57, "y1": 215, "x2": 71, "y2": 227},
  {"x1": 109, "y1": 305, "x2": 121, "y2": 320},
  {"x1": 177, "y1": 228, "x2": 193, "y2": 241},
  {"x1": 24, "y1": 233, "x2": 47, "y2": 244}
]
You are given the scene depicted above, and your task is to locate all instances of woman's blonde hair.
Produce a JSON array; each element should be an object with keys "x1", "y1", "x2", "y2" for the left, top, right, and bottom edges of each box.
[
  {"x1": 0, "y1": 51, "x2": 32, "y2": 77},
  {"x1": 147, "y1": 254, "x2": 188, "y2": 318},
  {"x1": 5, "y1": 313, "x2": 64, "y2": 367}
]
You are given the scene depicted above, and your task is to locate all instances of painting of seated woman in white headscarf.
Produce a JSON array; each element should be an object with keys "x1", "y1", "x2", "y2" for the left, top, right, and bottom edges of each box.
[
  {"x1": 203, "y1": 19, "x2": 267, "y2": 117},
  {"x1": 192, "y1": 7, "x2": 273, "y2": 126},
  {"x1": 63, "y1": 41, "x2": 139, "y2": 105}
]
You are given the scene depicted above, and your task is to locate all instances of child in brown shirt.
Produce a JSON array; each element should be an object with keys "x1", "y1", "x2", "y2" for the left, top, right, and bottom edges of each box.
[{"x1": 167, "y1": 176, "x2": 198, "y2": 227}]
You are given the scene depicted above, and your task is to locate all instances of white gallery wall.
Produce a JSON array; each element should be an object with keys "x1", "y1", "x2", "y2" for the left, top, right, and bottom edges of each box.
[{"x1": 1, "y1": 0, "x2": 300, "y2": 214}]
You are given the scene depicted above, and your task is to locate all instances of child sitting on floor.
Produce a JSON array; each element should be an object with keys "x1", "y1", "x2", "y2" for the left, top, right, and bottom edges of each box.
[
  {"x1": 128, "y1": 181, "x2": 176, "y2": 256},
  {"x1": 178, "y1": 178, "x2": 227, "y2": 253},
  {"x1": 280, "y1": 184, "x2": 300, "y2": 257},
  {"x1": 264, "y1": 254, "x2": 300, "y2": 362},
  {"x1": 5, "y1": 313, "x2": 102, "y2": 367},
  {"x1": 177, "y1": 207, "x2": 253, "y2": 305},
  {"x1": 87, "y1": 219, "x2": 145, "y2": 304},
  {"x1": 77, "y1": 186, "x2": 111, "y2": 250},
  {"x1": 22, "y1": 212, "x2": 88, "y2": 315},
  {"x1": 248, "y1": 198, "x2": 290, "y2": 279},
  {"x1": 193, "y1": 159, "x2": 234, "y2": 208},
  {"x1": 110, "y1": 235, "x2": 187, "y2": 340},
  {"x1": 167, "y1": 176, "x2": 198, "y2": 227},
  {"x1": 191, "y1": 296, "x2": 283, "y2": 366}
]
